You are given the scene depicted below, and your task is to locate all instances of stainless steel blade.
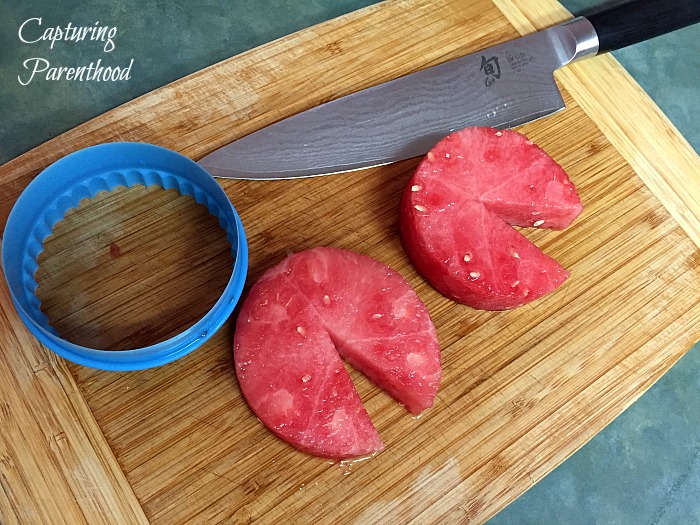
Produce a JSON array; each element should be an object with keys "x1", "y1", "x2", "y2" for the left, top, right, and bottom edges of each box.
[{"x1": 198, "y1": 18, "x2": 598, "y2": 179}]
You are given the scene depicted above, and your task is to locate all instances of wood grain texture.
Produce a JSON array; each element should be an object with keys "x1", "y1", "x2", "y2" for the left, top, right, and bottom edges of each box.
[
  {"x1": 1, "y1": 0, "x2": 699, "y2": 524},
  {"x1": 0, "y1": 279, "x2": 149, "y2": 524},
  {"x1": 35, "y1": 185, "x2": 232, "y2": 351}
]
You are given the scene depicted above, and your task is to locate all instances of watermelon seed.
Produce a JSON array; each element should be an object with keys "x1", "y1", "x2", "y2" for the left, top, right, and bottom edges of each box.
[
  {"x1": 407, "y1": 352, "x2": 426, "y2": 368},
  {"x1": 297, "y1": 326, "x2": 306, "y2": 335},
  {"x1": 511, "y1": 249, "x2": 519, "y2": 259},
  {"x1": 301, "y1": 374, "x2": 311, "y2": 383},
  {"x1": 427, "y1": 152, "x2": 436, "y2": 162},
  {"x1": 469, "y1": 271, "x2": 481, "y2": 279},
  {"x1": 463, "y1": 253, "x2": 472, "y2": 262},
  {"x1": 532, "y1": 211, "x2": 541, "y2": 216},
  {"x1": 445, "y1": 153, "x2": 451, "y2": 159},
  {"x1": 372, "y1": 313, "x2": 383, "y2": 319},
  {"x1": 523, "y1": 289, "x2": 530, "y2": 296},
  {"x1": 323, "y1": 294, "x2": 331, "y2": 305},
  {"x1": 495, "y1": 131, "x2": 503, "y2": 137},
  {"x1": 511, "y1": 280, "x2": 520, "y2": 287},
  {"x1": 533, "y1": 220, "x2": 545, "y2": 227},
  {"x1": 411, "y1": 185, "x2": 422, "y2": 192},
  {"x1": 414, "y1": 205, "x2": 427, "y2": 212}
]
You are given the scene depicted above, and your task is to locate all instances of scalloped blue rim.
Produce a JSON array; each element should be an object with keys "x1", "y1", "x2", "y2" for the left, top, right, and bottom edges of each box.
[{"x1": 1, "y1": 142, "x2": 248, "y2": 371}]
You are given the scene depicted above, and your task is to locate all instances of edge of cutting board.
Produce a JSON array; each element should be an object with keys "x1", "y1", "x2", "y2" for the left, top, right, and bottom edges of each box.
[
  {"x1": 1, "y1": 0, "x2": 698, "y2": 523},
  {"x1": 0, "y1": 281, "x2": 149, "y2": 524}
]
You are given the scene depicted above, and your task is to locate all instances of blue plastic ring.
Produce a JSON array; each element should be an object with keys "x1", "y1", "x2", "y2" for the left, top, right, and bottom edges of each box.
[{"x1": 2, "y1": 142, "x2": 248, "y2": 371}]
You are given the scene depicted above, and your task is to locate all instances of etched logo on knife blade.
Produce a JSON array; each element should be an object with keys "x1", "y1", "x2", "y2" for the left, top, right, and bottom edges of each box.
[
  {"x1": 480, "y1": 56, "x2": 501, "y2": 87},
  {"x1": 506, "y1": 51, "x2": 535, "y2": 72}
]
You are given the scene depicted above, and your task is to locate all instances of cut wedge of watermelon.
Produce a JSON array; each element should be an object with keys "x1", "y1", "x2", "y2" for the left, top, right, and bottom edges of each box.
[
  {"x1": 233, "y1": 247, "x2": 441, "y2": 459},
  {"x1": 400, "y1": 126, "x2": 582, "y2": 310}
]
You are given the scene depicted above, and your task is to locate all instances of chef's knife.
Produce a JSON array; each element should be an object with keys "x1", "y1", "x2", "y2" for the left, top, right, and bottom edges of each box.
[{"x1": 198, "y1": 0, "x2": 700, "y2": 180}]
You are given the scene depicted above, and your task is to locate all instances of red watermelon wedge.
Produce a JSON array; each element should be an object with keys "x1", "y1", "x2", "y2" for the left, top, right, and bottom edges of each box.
[
  {"x1": 400, "y1": 127, "x2": 582, "y2": 310},
  {"x1": 233, "y1": 247, "x2": 441, "y2": 459}
]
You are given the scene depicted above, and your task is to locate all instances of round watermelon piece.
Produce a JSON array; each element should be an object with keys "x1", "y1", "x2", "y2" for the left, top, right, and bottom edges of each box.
[
  {"x1": 233, "y1": 247, "x2": 441, "y2": 459},
  {"x1": 400, "y1": 126, "x2": 582, "y2": 310}
]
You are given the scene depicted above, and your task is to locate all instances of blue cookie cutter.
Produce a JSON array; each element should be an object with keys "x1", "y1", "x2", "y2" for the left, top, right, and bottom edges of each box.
[{"x1": 2, "y1": 142, "x2": 248, "y2": 371}]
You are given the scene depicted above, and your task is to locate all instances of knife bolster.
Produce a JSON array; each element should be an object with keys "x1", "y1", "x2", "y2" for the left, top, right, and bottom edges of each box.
[{"x1": 554, "y1": 17, "x2": 600, "y2": 65}]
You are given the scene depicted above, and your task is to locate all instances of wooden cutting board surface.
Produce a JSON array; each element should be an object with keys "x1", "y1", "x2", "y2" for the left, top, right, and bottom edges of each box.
[{"x1": 2, "y1": 0, "x2": 700, "y2": 524}]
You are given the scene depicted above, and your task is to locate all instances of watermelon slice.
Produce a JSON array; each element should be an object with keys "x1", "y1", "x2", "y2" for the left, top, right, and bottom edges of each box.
[
  {"x1": 400, "y1": 126, "x2": 582, "y2": 310},
  {"x1": 233, "y1": 247, "x2": 441, "y2": 459}
]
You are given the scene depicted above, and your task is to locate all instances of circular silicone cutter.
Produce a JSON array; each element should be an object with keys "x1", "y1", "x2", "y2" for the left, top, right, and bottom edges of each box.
[{"x1": 2, "y1": 142, "x2": 248, "y2": 371}]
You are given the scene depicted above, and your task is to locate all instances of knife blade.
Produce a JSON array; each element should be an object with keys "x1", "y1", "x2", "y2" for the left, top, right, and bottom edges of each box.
[{"x1": 197, "y1": 0, "x2": 700, "y2": 180}]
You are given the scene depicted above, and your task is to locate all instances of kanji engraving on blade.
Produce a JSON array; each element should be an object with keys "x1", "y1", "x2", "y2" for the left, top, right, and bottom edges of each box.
[{"x1": 480, "y1": 55, "x2": 501, "y2": 87}]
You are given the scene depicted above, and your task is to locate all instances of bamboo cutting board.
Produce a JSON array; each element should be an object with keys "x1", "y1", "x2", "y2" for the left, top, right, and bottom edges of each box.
[{"x1": 2, "y1": 0, "x2": 700, "y2": 523}]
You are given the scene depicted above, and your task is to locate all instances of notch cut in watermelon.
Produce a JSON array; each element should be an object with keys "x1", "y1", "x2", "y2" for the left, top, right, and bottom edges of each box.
[
  {"x1": 400, "y1": 126, "x2": 582, "y2": 310},
  {"x1": 234, "y1": 247, "x2": 441, "y2": 459}
]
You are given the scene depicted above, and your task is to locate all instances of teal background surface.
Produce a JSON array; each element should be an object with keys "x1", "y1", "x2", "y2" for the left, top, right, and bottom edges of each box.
[{"x1": 1, "y1": 1, "x2": 698, "y2": 523}]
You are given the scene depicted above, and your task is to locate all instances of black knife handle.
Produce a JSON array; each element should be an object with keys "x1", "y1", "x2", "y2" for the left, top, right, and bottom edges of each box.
[{"x1": 587, "y1": 0, "x2": 700, "y2": 54}]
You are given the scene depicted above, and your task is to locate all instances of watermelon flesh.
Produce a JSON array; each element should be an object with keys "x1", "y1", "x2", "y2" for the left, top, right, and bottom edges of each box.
[
  {"x1": 233, "y1": 247, "x2": 441, "y2": 458},
  {"x1": 400, "y1": 127, "x2": 582, "y2": 310}
]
